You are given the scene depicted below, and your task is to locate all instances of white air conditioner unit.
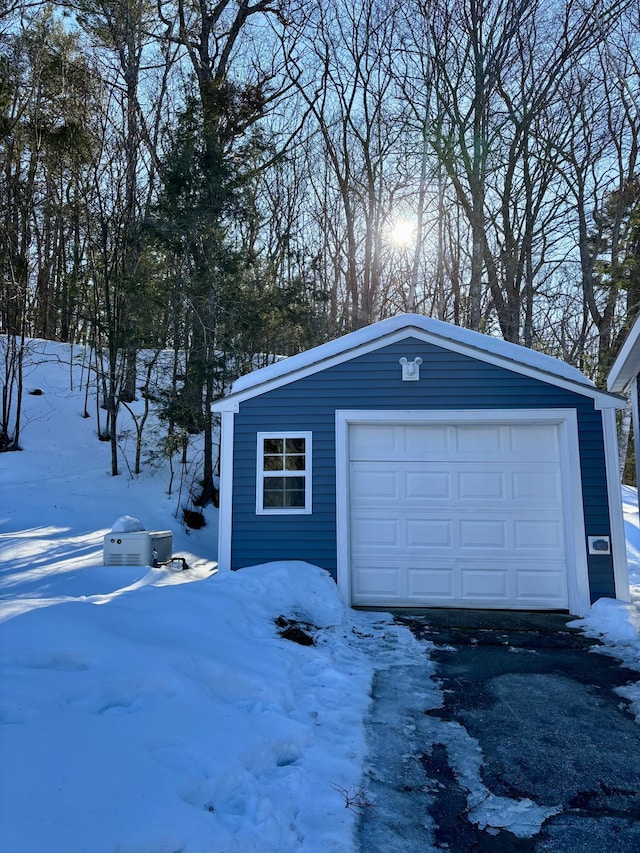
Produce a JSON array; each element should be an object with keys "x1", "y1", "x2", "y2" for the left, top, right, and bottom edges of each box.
[{"x1": 103, "y1": 531, "x2": 152, "y2": 566}]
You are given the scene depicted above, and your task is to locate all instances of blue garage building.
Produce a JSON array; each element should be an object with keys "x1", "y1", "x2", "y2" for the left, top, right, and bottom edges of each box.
[{"x1": 213, "y1": 314, "x2": 629, "y2": 616}]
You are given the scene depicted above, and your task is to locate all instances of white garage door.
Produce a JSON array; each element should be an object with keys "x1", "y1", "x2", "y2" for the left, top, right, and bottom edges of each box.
[{"x1": 349, "y1": 420, "x2": 569, "y2": 609}]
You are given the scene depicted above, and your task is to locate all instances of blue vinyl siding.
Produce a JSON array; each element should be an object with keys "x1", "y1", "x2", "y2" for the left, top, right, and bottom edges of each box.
[{"x1": 229, "y1": 336, "x2": 615, "y2": 602}]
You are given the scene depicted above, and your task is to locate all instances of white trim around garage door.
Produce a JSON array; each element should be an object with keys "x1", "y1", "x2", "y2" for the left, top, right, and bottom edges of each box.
[{"x1": 335, "y1": 409, "x2": 592, "y2": 617}]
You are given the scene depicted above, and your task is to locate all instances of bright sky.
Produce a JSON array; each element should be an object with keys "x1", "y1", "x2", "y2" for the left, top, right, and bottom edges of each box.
[{"x1": 388, "y1": 217, "x2": 416, "y2": 247}]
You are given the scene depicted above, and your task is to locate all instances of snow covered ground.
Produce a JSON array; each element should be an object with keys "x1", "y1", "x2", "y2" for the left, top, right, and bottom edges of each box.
[{"x1": 1, "y1": 341, "x2": 640, "y2": 852}]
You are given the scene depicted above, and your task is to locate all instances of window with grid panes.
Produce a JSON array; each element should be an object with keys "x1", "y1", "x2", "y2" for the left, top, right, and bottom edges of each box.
[{"x1": 256, "y1": 432, "x2": 312, "y2": 513}]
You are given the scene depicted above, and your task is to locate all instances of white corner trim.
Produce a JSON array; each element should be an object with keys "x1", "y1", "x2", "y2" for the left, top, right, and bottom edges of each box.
[
  {"x1": 601, "y1": 407, "x2": 631, "y2": 603},
  {"x1": 632, "y1": 381, "x2": 640, "y2": 499},
  {"x1": 335, "y1": 408, "x2": 591, "y2": 615},
  {"x1": 216, "y1": 409, "x2": 235, "y2": 571},
  {"x1": 335, "y1": 415, "x2": 351, "y2": 607},
  {"x1": 556, "y1": 411, "x2": 591, "y2": 617}
]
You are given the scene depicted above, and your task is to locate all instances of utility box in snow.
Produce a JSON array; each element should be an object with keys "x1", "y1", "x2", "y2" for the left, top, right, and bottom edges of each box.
[
  {"x1": 103, "y1": 531, "x2": 152, "y2": 566},
  {"x1": 103, "y1": 530, "x2": 174, "y2": 566}
]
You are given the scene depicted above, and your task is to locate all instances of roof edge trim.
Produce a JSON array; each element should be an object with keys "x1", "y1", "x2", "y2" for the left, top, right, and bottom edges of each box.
[{"x1": 212, "y1": 318, "x2": 624, "y2": 411}]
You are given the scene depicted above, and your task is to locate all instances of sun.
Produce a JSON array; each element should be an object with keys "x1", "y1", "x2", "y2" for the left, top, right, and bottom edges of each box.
[{"x1": 388, "y1": 218, "x2": 415, "y2": 248}]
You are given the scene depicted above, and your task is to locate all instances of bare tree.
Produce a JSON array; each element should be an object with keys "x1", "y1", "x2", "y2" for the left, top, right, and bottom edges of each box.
[
  {"x1": 286, "y1": 0, "x2": 417, "y2": 329},
  {"x1": 555, "y1": 35, "x2": 639, "y2": 382},
  {"x1": 0, "y1": 9, "x2": 96, "y2": 448}
]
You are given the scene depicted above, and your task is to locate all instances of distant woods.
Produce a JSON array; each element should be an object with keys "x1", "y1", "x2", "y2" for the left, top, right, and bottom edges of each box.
[{"x1": 1, "y1": 0, "x2": 639, "y2": 486}]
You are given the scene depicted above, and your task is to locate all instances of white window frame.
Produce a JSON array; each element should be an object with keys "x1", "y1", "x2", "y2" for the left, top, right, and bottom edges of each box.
[{"x1": 256, "y1": 431, "x2": 312, "y2": 515}]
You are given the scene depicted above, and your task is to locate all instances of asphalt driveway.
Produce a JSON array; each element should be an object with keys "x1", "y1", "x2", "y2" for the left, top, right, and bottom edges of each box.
[{"x1": 356, "y1": 610, "x2": 640, "y2": 852}]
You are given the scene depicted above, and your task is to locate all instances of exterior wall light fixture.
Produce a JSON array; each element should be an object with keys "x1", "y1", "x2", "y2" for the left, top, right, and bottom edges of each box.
[{"x1": 399, "y1": 356, "x2": 423, "y2": 381}]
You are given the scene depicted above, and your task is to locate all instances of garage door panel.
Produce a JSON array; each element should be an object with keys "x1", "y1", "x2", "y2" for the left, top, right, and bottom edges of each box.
[
  {"x1": 353, "y1": 463, "x2": 456, "y2": 504},
  {"x1": 448, "y1": 463, "x2": 562, "y2": 505},
  {"x1": 350, "y1": 562, "x2": 568, "y2": 607},
  {"x1": 404, "y1": 424, "x2": 451, "y2": 456},
  {"x1": 405, "y1": 518, "x2": 452, "y2": 547},
  {"x1": 515, "y1": 562, "x2": 568, "y2": 601},
  {"x1": 352, "y1": 564, "x2": 404, "y2": 597},
  {"x1": 512, "y1": 469, "x2": 563, "y2": 503},
  {"x1": 459, "y1": 519, "x2": 508, "y2": 548},
  {"x1": 349, "y1": 424, "x2": 403, "y2": 459},
  {"x1": 405, "y1": 471, "x2": 452, "y2": 500},
  {"x1": 348, "y1": 419, "x2": 570, "y2": 610},
  {"x1": 350, "y1": 516, "x2": 400, "y2": 548},
  {"x1": 456, "y1": 424, "x2": 504, "y2": 453},
  {"x1": 460, "y1": 567, "x2": 509, "y2": 599},
  {"x1": 350, "y1": 464, "x2": 400, "y2": 500},
  {"x1": 513, "y1": 519, "x2": 564, "y2": 550},
  {"x1": 407, "y1": 565, "x2": 456, "y2": 598},
  {"x1": 509, "y1": 424, "x2": 560, "y2": 457},
  {"x1": 458, "y1": 470, "x2": 506, "y2": 500}
]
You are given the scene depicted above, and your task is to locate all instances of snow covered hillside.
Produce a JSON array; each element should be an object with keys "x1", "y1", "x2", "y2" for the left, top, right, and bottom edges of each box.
[
  {"x1": 0, "y1": 342, "x2": 397, "y2": 852},
  {"x1": 1, "y1": 340, "x2": 640, "y2": 852}
]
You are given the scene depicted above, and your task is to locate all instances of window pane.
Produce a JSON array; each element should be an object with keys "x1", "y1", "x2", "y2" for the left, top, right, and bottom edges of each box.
[
  {"x1": 264, "y1": 476, "x2": 285, "y2": 491},
  {"x1": 263, "y1": 490, "x2": 284, "y2": 508},
  {"x1": 285, "y1": 476, "x2": 305, "y2": 491},
  {"x1": 285, "y1": 489, "x2": 305, "y2": 507},
  {"x1": 263, "y1": 476, "x2": 285, "y2": 508},
  {"x1": 284, "y1": 477, "x2": 305, "y2": 507},
  {"x1": 264, "y1": 454, "x2": 283, "y2": 471},
  {"x1": 285, "y1": 454, "x2": 305, "y2": 471},
  {"x1": 264, "y1": 438, "x2": 283, "y2": 455},
  {"x1": 285, "y1": 437, "x2": 305, "y2": 454},
  {"x1": 263, "y1": 475, "x2": 306, "y2": 510}
]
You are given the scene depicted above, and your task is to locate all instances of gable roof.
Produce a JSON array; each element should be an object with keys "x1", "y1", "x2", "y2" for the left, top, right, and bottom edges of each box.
[
  {"x1": 213, "y1": 313, "x2": 623, "y2": 412},
  {"x1": 608, "y1": 314, "x2": 640, "y2": 393}
]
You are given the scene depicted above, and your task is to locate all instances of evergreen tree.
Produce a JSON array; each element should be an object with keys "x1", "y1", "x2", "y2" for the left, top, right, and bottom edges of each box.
[{"x1": 150, "y1": 95, "x2": 258, "y2": 504}]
